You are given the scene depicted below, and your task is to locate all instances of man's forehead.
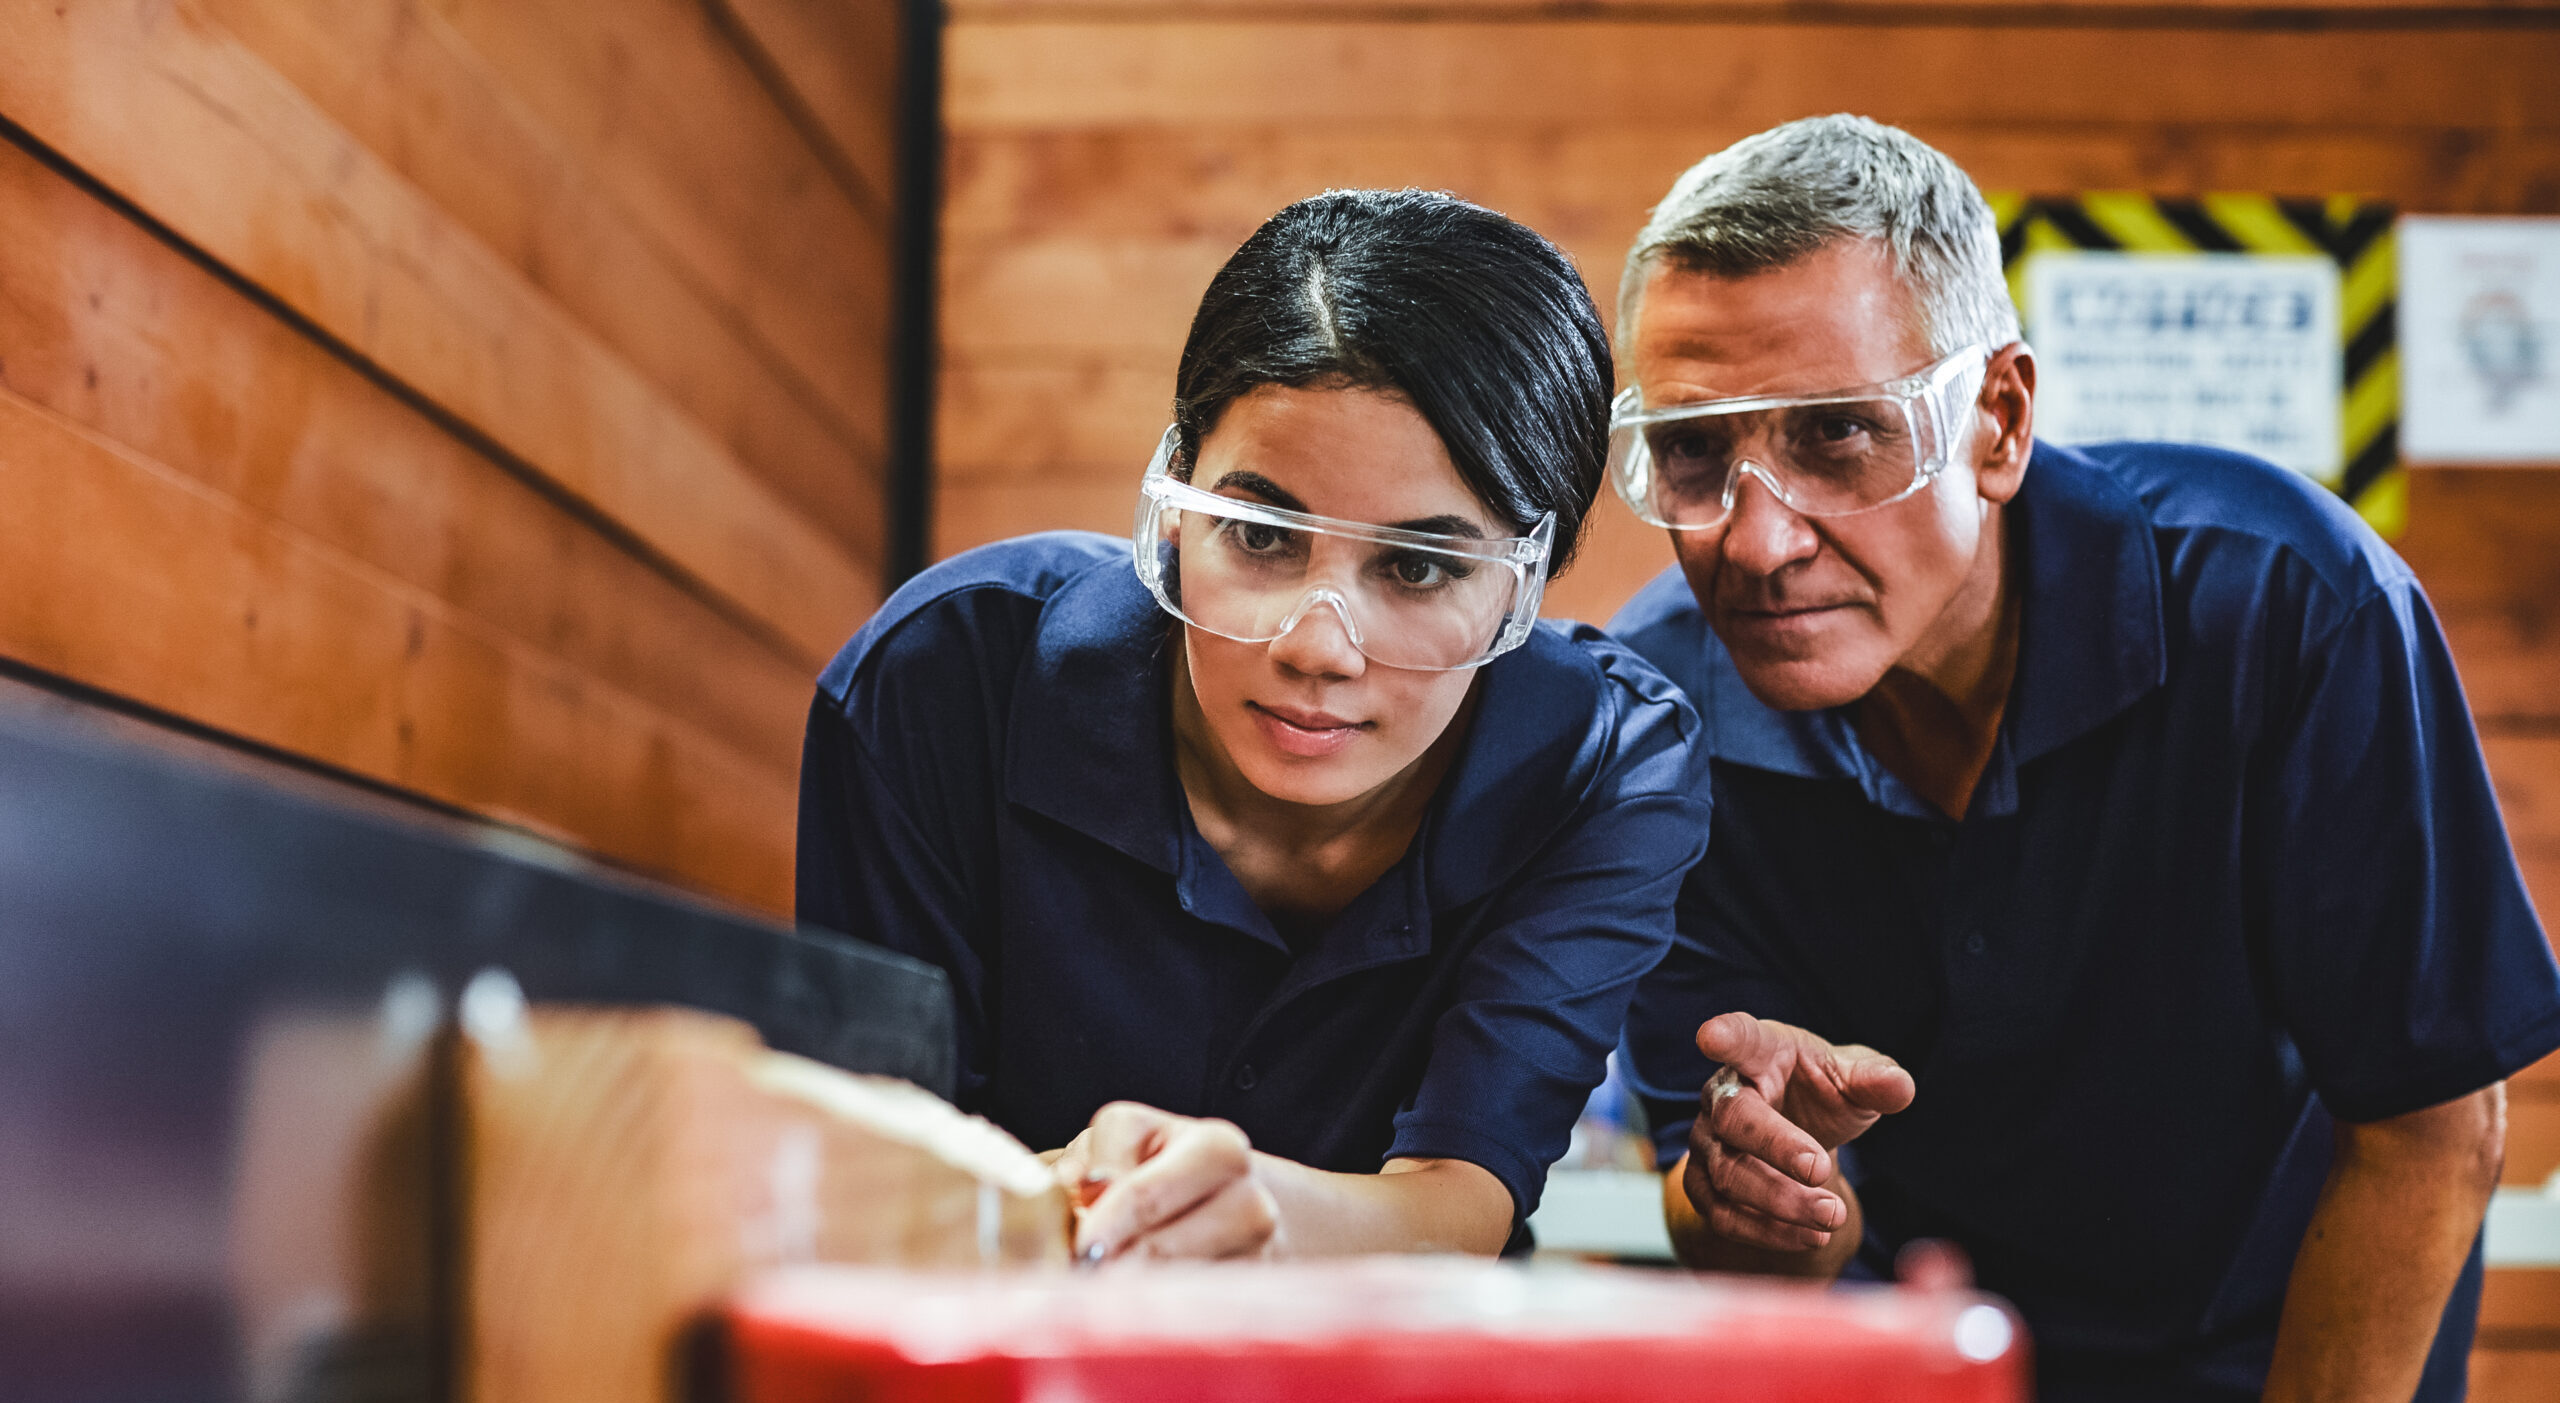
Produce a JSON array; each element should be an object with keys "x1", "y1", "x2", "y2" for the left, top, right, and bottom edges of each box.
[{"x1": 1628, "y1": 252, "x2": 1932, "y2": 398}]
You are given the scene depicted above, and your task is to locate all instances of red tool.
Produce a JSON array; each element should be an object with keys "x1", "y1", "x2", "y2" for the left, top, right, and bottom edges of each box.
[{"x1": 723, "y1": 1258, "x2": 2028, "y2": 1403}]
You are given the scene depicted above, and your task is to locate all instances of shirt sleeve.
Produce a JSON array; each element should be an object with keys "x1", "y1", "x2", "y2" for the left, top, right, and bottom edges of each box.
[
  {"x1": 1618, "y1": 856, "x2": 1821, "y2": 1171},
  {"x1": 1382, "y1": 673, "x2": 1714, "y2": 1223},
  {"x1": 796, "y1": 589, "x2": 1027, "y2": 1114},
  {"x1": 2255, "y1": 579, "x2": 2560, "y2": 1123}
]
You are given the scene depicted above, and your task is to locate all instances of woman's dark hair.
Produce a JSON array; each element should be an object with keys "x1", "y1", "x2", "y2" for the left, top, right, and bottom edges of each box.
[{"x1": 1171, "y1": 189, "x2": 1614, "y2": 575}]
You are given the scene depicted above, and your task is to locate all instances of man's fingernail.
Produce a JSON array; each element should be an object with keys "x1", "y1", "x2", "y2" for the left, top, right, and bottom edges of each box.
[
  {"x1": 1820, "y1": 1199, "x2": 1844, "y2": 1229},
  {"x1": 1797, "y1": 1152, "x2": 1822, "y2": 1182}
]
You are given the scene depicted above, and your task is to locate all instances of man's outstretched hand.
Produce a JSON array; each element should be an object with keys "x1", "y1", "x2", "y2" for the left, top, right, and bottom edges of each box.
[{"x1": 1678, "y1": 1012, "x2": 1915, "y2": 1257}]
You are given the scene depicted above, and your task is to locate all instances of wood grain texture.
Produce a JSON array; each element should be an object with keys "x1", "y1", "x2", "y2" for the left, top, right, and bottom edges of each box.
[
  {"x1": 461, "y1": 1006, "x2": 1068, "y2": 1403},
  {"x1": 0, "y1": 376, "x2": 797, "y2": 910},
  {"x1": 420, "y1": 0, "x2": 895, "y2": 438},
  {"x1": 947, "y1": 21, "x2": 2560, "y2": 130},
  {"x1": 0, "y1": 129, "x2": 810, "y2": 779},
  {"x1": 200, "y1": 0, "x2": 890, "y2": 558},
  {"x1": 714, "y1": 0, "x2": 905, "y2": 219},
  {"x1": 2471, "y1": 1345, "x2": 2560, "y2": 1403},
  {"x1": 0, "y1": 0, "x2": 876, "y2": 664},
  {"x1": 2511, "y1": 1085, "x2": 2560, "y2": 1185}
]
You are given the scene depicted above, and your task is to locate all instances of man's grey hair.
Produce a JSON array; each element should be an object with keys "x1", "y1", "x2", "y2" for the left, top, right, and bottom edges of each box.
[{"x1": 1619, "y1": 115, "x2": 2020, "y2": 360}]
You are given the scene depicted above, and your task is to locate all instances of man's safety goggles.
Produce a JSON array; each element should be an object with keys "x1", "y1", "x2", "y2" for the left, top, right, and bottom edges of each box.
[
  {"x1": 1608, "y1": 346, "x2": 1990, "y2": 530},
  {"x1": 1132, "y1": 427, "x2": 1554, "y2": 673}
]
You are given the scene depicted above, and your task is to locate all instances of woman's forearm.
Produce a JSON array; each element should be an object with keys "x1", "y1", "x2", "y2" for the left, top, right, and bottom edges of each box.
[{"x1": 1253, "y1": 1154, "x2": 1515, "y2": 1257}]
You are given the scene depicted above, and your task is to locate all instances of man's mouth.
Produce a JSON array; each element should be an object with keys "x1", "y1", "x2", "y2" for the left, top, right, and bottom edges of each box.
[{"x1": 1248, "y1": 702, "x2": 1370, "y2": 759}]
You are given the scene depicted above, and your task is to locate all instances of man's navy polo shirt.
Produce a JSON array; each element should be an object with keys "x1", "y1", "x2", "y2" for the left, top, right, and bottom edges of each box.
[
  {"x1": 798, "y1": 531, "x2": 1713, "y2": 1225},
  {"x1": 1612, "y1": 441, "x2": 2560, "y2": 1401}
]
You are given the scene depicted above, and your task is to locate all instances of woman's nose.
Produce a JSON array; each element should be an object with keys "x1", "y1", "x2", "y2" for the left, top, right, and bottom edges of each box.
[{"x1": 1267, "y1": 593, "x2": 1367, "y2": 680}]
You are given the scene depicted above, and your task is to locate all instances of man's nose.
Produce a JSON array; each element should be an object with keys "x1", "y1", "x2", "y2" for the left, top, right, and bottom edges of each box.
[
  {"x1": 1717, "y1": 466, "x2": 1821, "y2": 576},
  {"x1": 1267, "y1": 593, "x2": 1367, "y2": 680}
]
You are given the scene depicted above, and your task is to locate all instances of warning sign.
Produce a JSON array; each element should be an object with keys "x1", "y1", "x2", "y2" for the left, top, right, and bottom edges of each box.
[{"x1": 2025, "y1": 252, "x2": 2341, "y2": 483}]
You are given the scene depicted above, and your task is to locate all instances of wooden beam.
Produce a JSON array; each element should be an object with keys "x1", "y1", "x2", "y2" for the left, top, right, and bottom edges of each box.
[
  {"x1": 0, "y1": 0, "x2": 876, "y2": 664},
  {"x1": 0, "y1": 378, "x2": 798, "y2": 912},
  {"x1": 462, "y1": 1005, "x2": 1068, "y2": 1403},
  {"x1": 201, "y1": 0, "x2": 890, "y2": 558}
]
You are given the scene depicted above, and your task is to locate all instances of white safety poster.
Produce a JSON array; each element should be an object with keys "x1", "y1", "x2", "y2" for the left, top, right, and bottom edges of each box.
[
  {"x1": 2399, "y1": 216, "x2": 2560, "y2": 463},
  {"x1": 2024, "y1": 251, "x2": 2344, "y2": 485}
]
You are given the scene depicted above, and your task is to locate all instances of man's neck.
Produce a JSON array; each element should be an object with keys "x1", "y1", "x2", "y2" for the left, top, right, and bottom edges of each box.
[{"x1": 1851, "y1": 505, "x2": 2019, "y2": 821}]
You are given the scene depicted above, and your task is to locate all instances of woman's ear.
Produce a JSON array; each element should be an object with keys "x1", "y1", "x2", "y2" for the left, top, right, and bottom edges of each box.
[{"x1": 1972, "y1": 343, "x2": 2036, "y2": 505}]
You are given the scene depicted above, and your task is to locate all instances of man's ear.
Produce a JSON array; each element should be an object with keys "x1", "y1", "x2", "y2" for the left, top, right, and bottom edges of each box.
[{"x1": 1973, "y1": 343, "x2": 2035, "y2": 505}]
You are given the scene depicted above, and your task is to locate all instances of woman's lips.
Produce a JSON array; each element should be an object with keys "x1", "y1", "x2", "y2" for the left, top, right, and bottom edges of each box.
[{"x1": 1249, "y1": 702, "x2": 1369, "y2": 758}]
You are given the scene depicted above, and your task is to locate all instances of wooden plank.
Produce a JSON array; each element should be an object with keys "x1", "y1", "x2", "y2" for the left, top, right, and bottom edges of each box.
[
  {"x1": 0, "y1": 378, "x2": 797, "y2": 912},
  {"x1": 946, "y1": 127, "x2": 2560, "y2": 249},
  {"x1": 0, "y1": 124, "x2": 810, "y2": 777},
  {"x1": 954, "y1": 0, "x2": 2560, "y2": 14},
  {"x1": 462, "y1": 1005, "x2": 1068, "y2": 1403},
  {"x1": 2472, "y1": 1347, "x2": 2560, "y2": 1403},
  {"x1": 2401, "y1": 469, "x2": 2560, "y2": 723},
  {"x1": 713, "y1": 0, "x2": 904, "y2": 216},
  {"x1": 2511, "y1": 1085, "x2": 2560, "y2": 1186},
  {"x1": 2484, "y1": 1267, "x2": 2560, "y2": 1332},
  {"x1": 946, "y1": 20, "x2": 2560, "y2": 131},
  {"x1": 0, "y1": 0, "x2": 875, "y2": 664},
  {"x1": 420, "y1": 0, "x2": 895, "y2": 430},
  {"x1": 202, "y1": 0, "x2": 889, "y2": 557},
  {"x1": 938, "y1": 361, "x2": 1171, "y2": 483}
]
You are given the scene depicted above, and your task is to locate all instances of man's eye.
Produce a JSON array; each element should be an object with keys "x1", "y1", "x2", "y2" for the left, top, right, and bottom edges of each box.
[{"x1": 1813, "y1": 415, "x2": 1872, "y2": 444}]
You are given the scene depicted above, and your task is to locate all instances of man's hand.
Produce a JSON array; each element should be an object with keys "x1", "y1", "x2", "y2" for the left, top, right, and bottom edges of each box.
[
  {"x1": 1670, "y1": 1012, "x2": 1915, "y2": 1270},
  {"x1": 1054, "y1": 1102, "x2": 1283, "y2": 1262}
]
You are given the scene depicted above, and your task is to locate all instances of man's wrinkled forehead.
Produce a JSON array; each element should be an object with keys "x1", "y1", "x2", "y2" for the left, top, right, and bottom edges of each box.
[{"x1": 1627, "y1": 242, "x2": 1935, "y2": 402}]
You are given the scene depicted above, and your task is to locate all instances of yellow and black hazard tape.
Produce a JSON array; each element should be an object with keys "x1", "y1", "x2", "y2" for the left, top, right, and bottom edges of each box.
[{"x1": 1989, "y1": 193, "x2": 2402, "y2": 537}]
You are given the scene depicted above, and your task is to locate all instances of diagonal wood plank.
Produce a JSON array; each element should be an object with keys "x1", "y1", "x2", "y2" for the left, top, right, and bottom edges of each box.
[
  {"x1": 202, "y1": 0, "x2": 889, "y2": 559},
  {"x1": 711, "y1": 0, "x2": 905, "y2": 220},
  {"x1": 0, "y1": 123, "x2": 811, "y2": 776},
  {"x1": 420, "y1": 0, "x2": 894, "y2": 441},
  {"x1": 0, "y1": 378, "x2": 797, "y2": 911},
  {"x1": 0, "y1": 0, "x2": 876, "y2": 665}
]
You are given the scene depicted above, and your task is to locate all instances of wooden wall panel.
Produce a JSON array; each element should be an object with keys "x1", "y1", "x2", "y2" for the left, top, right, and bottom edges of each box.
[{"x1": 0, "y1": 0, "x2": 908, "y2": 912}]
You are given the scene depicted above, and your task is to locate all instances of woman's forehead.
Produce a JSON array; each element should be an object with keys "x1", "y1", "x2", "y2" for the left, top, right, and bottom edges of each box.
[{"x1": 1197, "y1": 385, "x2": 1495, "y2": 532}]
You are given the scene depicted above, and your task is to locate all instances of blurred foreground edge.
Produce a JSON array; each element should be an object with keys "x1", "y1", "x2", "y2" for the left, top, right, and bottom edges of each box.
[{"x1": 723, "y1": 1259, "x2": 2032, "y2": 1403}]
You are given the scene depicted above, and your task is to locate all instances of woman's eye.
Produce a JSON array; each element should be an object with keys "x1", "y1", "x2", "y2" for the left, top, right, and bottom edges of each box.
[
  {"x1": 1383, "y1": 553, "x2": 1469, "y2": 590},
  {"x1": 1230, "y1": 521, "x2": 1292, "y2": 553}
]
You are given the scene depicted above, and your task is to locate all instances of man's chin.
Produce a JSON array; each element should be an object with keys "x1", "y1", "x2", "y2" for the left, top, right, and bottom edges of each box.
[{"x1": 1723, "y1": 650, "x2": 1883, "y2": 713}]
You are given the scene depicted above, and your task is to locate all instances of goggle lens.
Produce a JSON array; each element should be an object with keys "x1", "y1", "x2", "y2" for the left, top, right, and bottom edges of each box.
[{"x1": 1165, "y1": 509, "x2": 1522, "y2": 671}]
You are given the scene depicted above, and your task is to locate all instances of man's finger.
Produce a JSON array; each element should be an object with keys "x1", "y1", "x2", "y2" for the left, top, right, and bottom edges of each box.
[
  {"x1": 1704, "y1": 1136, "x2": 1847, "y2": 1233},
  {"x1": 1695, "y1": 1011, "x2": 1784, "y2": 1074},
  {"x1": 1076, "y1": 1119, "x2": 1251, "y2": 1258},
  {"x1": 1834, "y1": 1045, "x2": 1917, "y2": 1116},
  {"x1": 1708, "y1": 1079, "x2": 1832, "y2": 1186},
  {"x1": 1706, "y1": 1194, "x2": 1832, "y2": 1254},
  {"x1": 1120, "y1": 1174, "x2": 1281, "y2": 1261}
]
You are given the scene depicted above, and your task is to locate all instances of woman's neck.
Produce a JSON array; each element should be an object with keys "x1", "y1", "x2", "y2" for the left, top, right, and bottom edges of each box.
[{"x1": 1170, "y1": 660, "x2": 1472, "y2": 929}]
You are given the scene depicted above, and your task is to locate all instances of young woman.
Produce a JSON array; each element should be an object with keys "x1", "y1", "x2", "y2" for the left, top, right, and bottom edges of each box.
[{"x1": 797, "y1": 190, "x2": 1710, "y2": 1261}]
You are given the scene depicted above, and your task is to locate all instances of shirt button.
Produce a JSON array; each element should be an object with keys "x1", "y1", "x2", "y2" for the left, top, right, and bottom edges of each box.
[
  {"x1": 1233, "y1": 1064, "x2": 1259, "y2": 1092},
  {"x1": 1962, "y1": 928, "x2": 1988, "y2": 956}
]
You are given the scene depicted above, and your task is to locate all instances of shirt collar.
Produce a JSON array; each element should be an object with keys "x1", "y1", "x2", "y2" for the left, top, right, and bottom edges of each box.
[
  {"x1": 1693, "y1": 440, "x2": 2167, "y2": 812},
  {"x1": 1005, "y1": 557, "x2": 1604, "y2": 926}
]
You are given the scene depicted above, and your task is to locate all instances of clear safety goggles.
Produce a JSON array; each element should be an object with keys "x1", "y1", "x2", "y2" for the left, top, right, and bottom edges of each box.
[
  {"x1": 1131, "y1": 427, "x2": 1554, "y2": 672},
  {"x1": 1608, "y1": 346, "x2": 1990, "y2": 530}
]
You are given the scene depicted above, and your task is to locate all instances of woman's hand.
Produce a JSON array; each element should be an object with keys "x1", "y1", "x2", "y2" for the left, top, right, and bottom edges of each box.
[{"x1": 1054, "y1": 1101, "x2": 1286, "y2": 1262}]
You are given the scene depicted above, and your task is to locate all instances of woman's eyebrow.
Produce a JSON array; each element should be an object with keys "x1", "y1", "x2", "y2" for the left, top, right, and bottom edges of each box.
[
  {"x1": 1209, "y1": 471, "x2": 1490, "y2": 539},
  {"x1": 1209, "y1": 470, "x2": 1305, "y2": 512}
]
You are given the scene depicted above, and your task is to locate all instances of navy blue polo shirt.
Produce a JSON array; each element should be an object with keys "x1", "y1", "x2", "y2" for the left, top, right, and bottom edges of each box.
[
  {"x1": 1613, "y1": 441, "x2": 2560, "y2": 1401},
  {"x1": 798, "y1": 532, "x2": 1712, "y2": 1225}
]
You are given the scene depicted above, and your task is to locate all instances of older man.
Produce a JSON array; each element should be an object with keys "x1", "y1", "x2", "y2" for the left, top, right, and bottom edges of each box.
[{"x1": 1609, "y1": 115, "x2": 2560, "y2": 1402}]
